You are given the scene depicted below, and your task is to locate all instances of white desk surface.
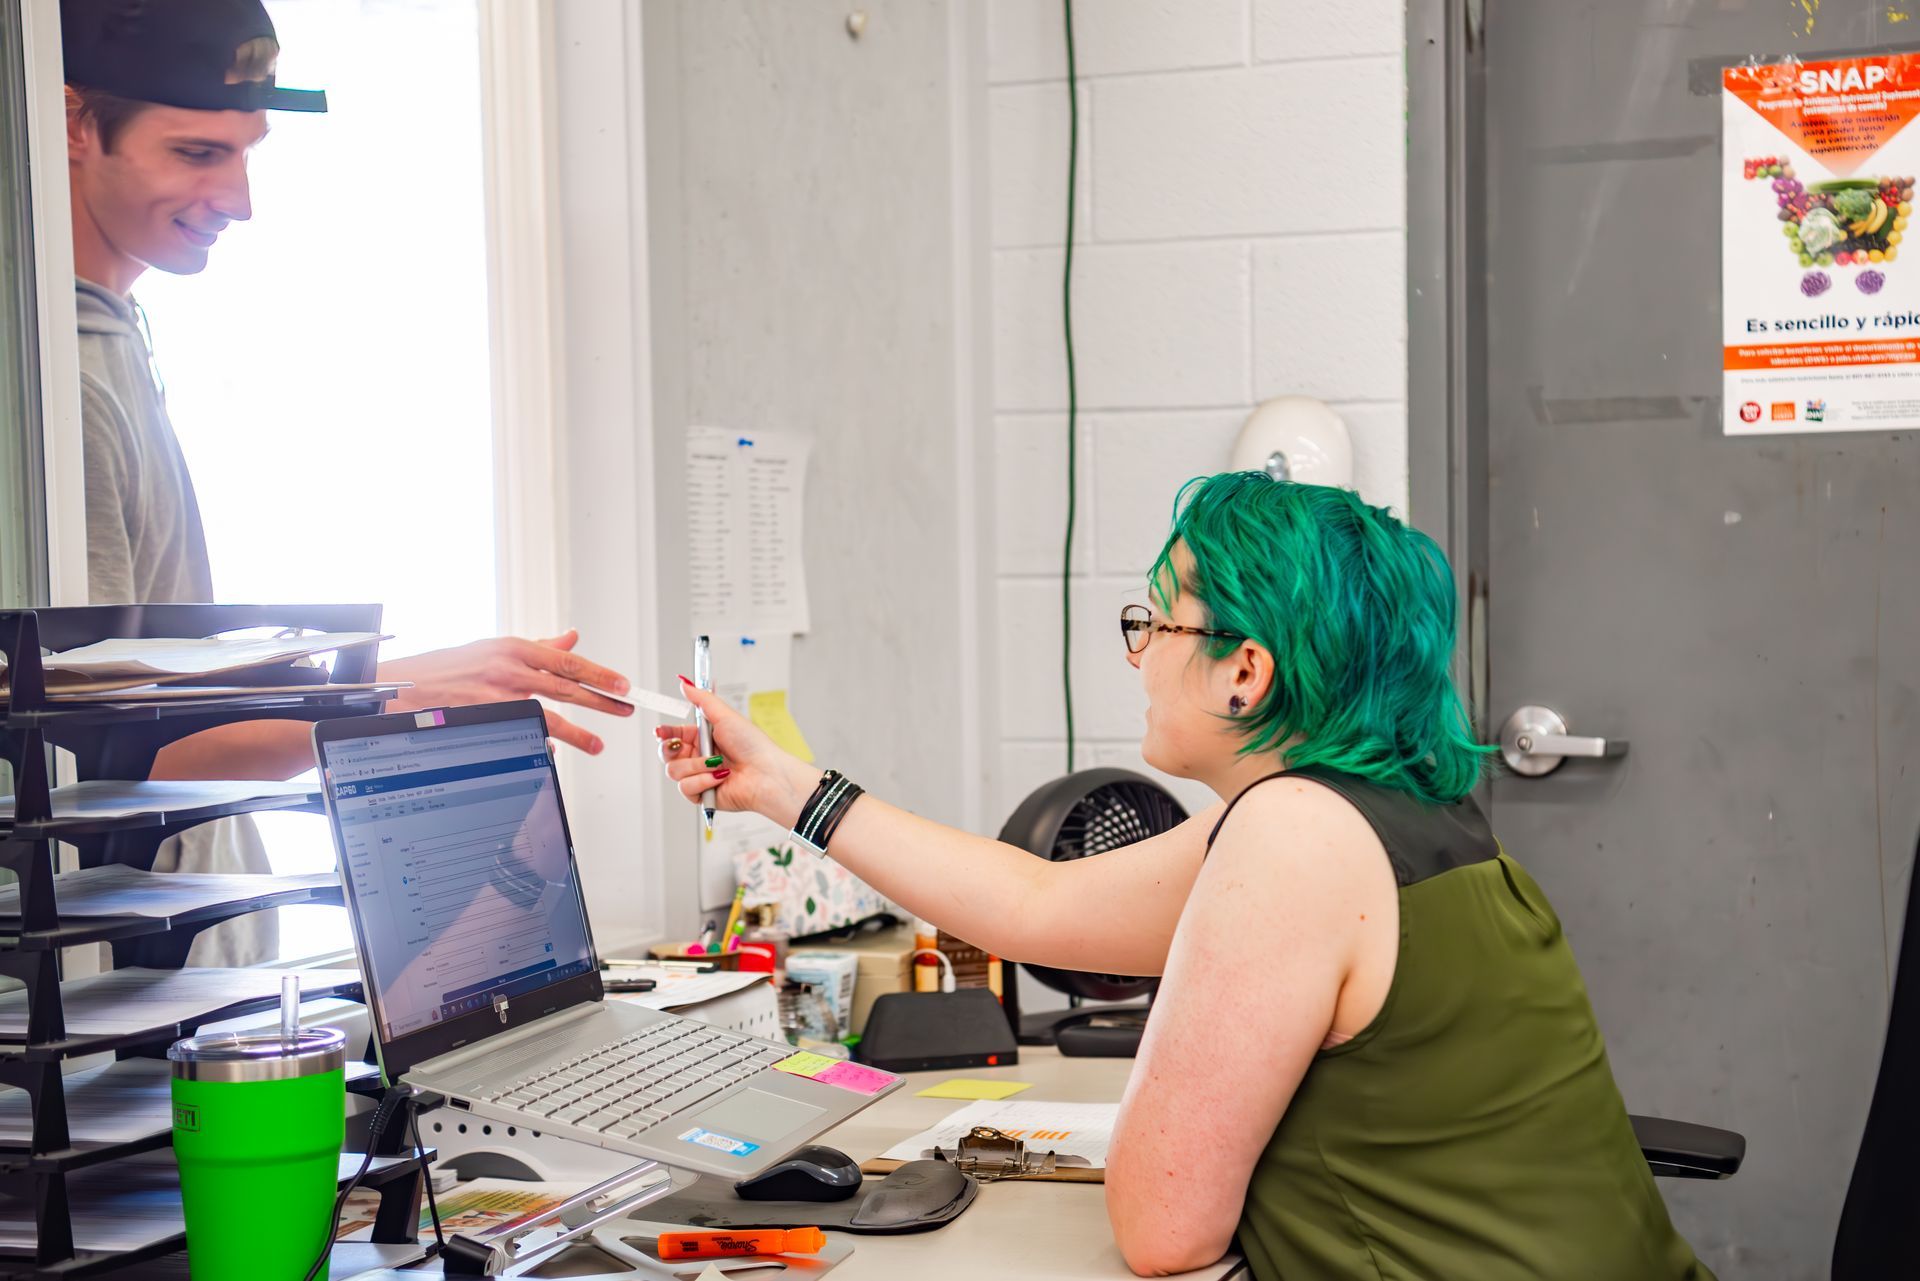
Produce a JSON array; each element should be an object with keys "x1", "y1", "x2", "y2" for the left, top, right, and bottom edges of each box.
[
  {"x1": 357, "y1": 1049, "x2": 1245, "y2": 1280},
  {"x1": 810, "y1": 1047, "x2": 1246, "y2": 1281}
]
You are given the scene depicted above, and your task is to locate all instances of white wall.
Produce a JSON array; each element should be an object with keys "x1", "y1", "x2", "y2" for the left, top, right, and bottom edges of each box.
[
  {"x1": 537, "y1": 0, "x2": 1410, "y2": 950},
  {"x1": 982, "y1": 0, "x2": 1410, "y2": 825},
  {"x1": 640, "y1": 1, "x2": 986, "y2": 926}
]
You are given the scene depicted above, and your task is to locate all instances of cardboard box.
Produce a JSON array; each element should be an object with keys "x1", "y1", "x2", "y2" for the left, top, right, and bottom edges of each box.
[
  {"x1": 783, "y1": 950, "x2": 859, "y2": 1037},
  {"x1": 795, "y1": 924, "x2": 915, "y2": 1036}
]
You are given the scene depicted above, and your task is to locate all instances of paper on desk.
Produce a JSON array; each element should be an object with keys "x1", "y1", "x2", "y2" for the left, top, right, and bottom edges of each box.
[
  {"x1": 605, "y1": 966, "x2": 769, "y2": 1010},
  {"x1": 0, "y1": 779, "x2": 314, "y2": 824},
  {"x1": 915, "y1": 1078, "x2": 1034, "y2": 1101},
  {"x1": 880, "y1": 1099, "x2": 1119, "y2": 1168},
  {"x1": 0, "y1": 967, "x2": 359, "y2": 1039},
  {"x1": 33, "y1": 632, "x2": 388, "y2": 680},
  {"x1": 0, "y1": 864, "x2": 335, "y2": 921},
  {"x1": 685, "y1": 428, "x2": 811, "y2": 635},
  {"x1": 337, "y1": 1177, "x2": 580, "y2": 1242}
]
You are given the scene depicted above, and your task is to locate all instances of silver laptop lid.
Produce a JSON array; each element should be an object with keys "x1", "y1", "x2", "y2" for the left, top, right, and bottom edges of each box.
[{"x1": 314, "y1": 700, "x2": 605, "y2": 1079}]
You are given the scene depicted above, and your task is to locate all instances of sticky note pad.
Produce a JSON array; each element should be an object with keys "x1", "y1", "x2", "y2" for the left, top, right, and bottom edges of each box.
[
  {"x1": 749, "y1": 690, "x2": 815, "y2": 762},
  {"x1": 915, "y1": 1078, "x2": 1034, "y2": 1101},
  {"x1": 771, "y1": 1051, "x2": 841, "y2": 1079},
  {"x1": 814, "y1": 1060, "x2": 896, "y2": 1095}
]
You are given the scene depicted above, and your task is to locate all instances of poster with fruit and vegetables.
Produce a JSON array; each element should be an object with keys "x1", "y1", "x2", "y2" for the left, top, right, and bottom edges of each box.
[{"x1": 1723, "y1": 52, "x2": 1920, "y2": 434}]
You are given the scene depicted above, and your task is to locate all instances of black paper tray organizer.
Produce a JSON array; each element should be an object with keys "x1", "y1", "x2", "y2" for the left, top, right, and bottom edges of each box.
[{"x1": 0, "y1": 606, "x2": 430, "y2": 1276}]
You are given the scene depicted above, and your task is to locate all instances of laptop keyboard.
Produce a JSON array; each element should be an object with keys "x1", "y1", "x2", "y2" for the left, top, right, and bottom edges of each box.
[{"x1": 486, "y1": 1021, "x2": 793, "y2": 1140}]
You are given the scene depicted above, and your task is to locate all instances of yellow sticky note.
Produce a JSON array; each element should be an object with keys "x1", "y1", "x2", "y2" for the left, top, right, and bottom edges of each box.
[
  {"x1": 749, "y1": 690, "x2": 815, "y2": 762},
  {"x1": 915, "y1": 1078, "x2": 1035, "y2": 1101},
  {"x1": 772, "y1": 1051, "x2": 840, "y2": 1079}
]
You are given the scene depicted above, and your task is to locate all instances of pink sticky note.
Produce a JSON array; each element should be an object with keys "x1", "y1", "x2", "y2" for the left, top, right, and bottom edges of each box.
[{"x1": 814, "y1": 1061, "x2": 897, "y2": 1096}]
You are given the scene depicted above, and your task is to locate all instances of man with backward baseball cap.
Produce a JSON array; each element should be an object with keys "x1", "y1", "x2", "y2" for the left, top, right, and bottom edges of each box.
[{"x1": 61, "y1": 0, "x2": 633, "y2": 962}]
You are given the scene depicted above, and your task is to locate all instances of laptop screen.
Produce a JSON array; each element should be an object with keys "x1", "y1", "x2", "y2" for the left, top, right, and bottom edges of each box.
[{"x1": 319, "y1": 714, "x2": 597, "y2": 1044}]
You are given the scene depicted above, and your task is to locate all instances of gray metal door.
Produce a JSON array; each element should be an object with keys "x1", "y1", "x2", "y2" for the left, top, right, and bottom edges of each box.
[{"x1": 1472, "y1": 4, "x2": 1920, "y2": 1277}]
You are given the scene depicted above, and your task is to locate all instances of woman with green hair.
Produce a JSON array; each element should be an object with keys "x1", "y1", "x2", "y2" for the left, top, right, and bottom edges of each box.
[{"x1": 660, "y1": 472, "x2": 1709, "y2": 1280}]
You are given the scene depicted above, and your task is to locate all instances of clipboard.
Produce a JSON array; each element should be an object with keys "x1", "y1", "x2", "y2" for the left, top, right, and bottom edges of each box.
[{"x1": 860, "y1": 1126, "x2": 1107, "y2": 1184}]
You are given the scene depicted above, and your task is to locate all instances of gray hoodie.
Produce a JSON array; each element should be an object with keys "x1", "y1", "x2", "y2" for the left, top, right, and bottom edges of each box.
[
  {"x1": 76, "y1": 277, "x2": 214, "y2": 606},
  {"x1": 75, "y1": 277, "x2": 274, "y2": 966}
]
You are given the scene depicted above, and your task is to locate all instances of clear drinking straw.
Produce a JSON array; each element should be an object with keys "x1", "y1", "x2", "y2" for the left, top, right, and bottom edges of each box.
[{"x1": 280, "y1": 974, "x2": 299, "y2": 1046}]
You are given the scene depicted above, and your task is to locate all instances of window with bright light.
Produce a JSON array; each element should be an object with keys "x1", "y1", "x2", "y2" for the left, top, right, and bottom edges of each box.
[{"x1": 135, "y1": 0, "x2": 496, "y2": 960}]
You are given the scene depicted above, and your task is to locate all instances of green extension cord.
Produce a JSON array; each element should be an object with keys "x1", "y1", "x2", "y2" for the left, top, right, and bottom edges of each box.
[{"x1": 1062, "y1": 0, "x2": 1080, "y2": 773}]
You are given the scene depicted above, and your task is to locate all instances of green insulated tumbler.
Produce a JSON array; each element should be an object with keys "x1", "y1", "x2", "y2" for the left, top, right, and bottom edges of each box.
[{"x1": 169, "y1": 1025, "x2": 348, "y2": 1280}]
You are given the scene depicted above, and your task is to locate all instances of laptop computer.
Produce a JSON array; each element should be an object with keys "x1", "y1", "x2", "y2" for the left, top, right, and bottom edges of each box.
[{"x1": 312, "y1": 699, "x2": 904, "y2": 1179}]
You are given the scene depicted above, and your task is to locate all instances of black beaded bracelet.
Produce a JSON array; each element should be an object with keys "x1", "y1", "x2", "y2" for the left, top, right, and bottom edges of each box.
[{"x1": 791, "y1": 769, "x2": 865, "y2": 857}]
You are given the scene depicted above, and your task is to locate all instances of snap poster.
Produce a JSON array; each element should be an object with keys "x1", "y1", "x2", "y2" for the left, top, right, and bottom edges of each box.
[{"x1": 1723, "y1": 52, "x2": 1920, "y2": 434}]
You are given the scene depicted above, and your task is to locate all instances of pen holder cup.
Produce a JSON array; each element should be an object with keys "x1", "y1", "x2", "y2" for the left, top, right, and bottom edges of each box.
[{"x1": 169, "y1": 1028, "x2": 348, "y2": 1281}]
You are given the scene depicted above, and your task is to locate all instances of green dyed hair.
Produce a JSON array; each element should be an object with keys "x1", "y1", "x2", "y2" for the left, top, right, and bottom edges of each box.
[{"x1": 1148, "y1": 473, "x2": 1491, "y2": 805}]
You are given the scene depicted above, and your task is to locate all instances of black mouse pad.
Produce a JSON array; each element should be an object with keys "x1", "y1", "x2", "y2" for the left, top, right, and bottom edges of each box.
[{"x1": 639, "y1": 1160, "x2": 978, "y2": 1235}]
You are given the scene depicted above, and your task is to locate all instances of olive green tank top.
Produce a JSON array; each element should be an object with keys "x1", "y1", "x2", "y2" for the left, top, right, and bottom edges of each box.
[{"x1": 1215, "y1": 768, "x2": 1711, "y2": 1281}]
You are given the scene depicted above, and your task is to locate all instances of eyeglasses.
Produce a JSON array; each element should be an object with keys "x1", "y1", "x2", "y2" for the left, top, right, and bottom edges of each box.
[{"x1": 1119, "y1": 604, "x2": 1241, "y2": 655}]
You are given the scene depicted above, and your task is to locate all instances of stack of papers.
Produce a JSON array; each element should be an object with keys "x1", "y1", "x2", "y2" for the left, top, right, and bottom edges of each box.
[
  {"x1": 0, "y1": 1055, "x2": 377, "y2": 1151},
  {"x1": 37, "y1": 680, "x2": 405, "y2": 705},
  {"x1": 0, "y1": 967, "x2": 359, "y2": 1041},
  {"x1": 1, "y1": 632, "x2": 388, "y2": 698},
  {"x1": 0, "y1": 864, "x2": 336, "y2": 922},
  {"x1": 0, "y1": 779, "x2": 317, "y2": 827},
  {"x1": 0, "y1": 1149, "x2": 415, "y2": 1254},
  {"x1": 605, "y1": 966, "x2": 769, "y2": 1011}
]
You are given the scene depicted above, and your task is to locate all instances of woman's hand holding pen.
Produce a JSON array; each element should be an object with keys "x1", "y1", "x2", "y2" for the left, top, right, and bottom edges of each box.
[{"x1": 656, "y1": 679, "x2": 822, "y2": 828}]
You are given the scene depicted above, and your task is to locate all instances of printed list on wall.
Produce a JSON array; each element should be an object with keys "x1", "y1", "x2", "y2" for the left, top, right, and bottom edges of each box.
[
  {"x1": 1723, "y1": 52, "x2": 1920, "y2": 435},
  {"x1": 684, "y1": 427, "x2": 812, "y2": 634}
]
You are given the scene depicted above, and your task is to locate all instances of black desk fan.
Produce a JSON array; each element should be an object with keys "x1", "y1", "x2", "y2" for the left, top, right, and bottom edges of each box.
[{"x1": 997, "y1": 767, "x2": 1189, "y2": 1057}]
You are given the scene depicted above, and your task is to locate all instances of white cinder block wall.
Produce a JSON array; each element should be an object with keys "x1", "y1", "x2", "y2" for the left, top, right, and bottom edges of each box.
[{"x1": 986, "y1": 0, "x2": 1411, "y2": 826}]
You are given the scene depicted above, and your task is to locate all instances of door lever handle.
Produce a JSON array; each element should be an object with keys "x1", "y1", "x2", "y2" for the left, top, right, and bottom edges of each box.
[
  {"x1": 1514, "y1": 731, "x2": 1627, "y2": 759},
  {"x1": 1499, "y1": 706, "x2": 1628, "y2": 777}
]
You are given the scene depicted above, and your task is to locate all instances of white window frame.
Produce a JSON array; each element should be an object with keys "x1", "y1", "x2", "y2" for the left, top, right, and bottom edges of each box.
[
  {"x1": 24, "y1": 0, "x2": 83, "y2": 607},
  {"x1": 478, "y1": 0, "x2": 665, "y2": 954}
]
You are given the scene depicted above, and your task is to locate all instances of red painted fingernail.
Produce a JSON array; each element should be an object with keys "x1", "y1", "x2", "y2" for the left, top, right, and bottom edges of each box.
[
  {"x1": 713, "y1": 768, "x2": 732, "y2": 780},
  {"x1": 677, "y1": 674, "x2": 695, "y2": 686}
]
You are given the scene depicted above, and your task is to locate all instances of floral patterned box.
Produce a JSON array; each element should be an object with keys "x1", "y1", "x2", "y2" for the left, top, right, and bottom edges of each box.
[{"x1": 732, "y1": 839, "x2": 893, "y2": 938}]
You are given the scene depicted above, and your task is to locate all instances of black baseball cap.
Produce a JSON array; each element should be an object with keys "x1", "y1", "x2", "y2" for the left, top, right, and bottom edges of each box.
[{"x1": 62, "y1": 0, "x2": 327, "y2": 113}]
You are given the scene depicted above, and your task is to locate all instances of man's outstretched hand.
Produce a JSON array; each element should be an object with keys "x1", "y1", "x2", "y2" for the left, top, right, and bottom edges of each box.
[{"x1": 379, "y1": 629, "x2": 633, "y2": 754}]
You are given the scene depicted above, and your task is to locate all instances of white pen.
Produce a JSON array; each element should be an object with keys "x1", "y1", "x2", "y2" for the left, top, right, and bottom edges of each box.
[{"x1": 694, "y1": 635, "x2": 716, "y2": 834}]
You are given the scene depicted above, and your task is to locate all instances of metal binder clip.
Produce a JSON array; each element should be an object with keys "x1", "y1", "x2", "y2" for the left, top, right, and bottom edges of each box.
[{"x1": 933, "y1": 1126, "x2": 1058, "y2": 1183}]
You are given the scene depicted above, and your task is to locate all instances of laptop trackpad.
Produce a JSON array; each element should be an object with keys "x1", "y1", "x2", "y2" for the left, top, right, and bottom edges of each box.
[{"x1": 689, "y1": 1089, "x2": 825, "y2": 1145}]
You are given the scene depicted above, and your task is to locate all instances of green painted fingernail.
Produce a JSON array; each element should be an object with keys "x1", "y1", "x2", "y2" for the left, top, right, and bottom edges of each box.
[{"x1": 704, "y1": 755, "x2": 724, "y2": 768}]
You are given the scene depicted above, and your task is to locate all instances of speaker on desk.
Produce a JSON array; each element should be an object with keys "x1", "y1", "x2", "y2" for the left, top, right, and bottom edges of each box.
[
  {"x1": 997, "y1": 769, "x2": 1189, "y2": 1057},
  {"x1": 856, "y1": 989, "x2": 1018, "y2": 1074}
]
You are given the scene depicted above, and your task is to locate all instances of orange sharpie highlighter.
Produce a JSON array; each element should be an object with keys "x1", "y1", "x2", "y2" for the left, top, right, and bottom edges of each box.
[{"x1": 653, "y1": 1226, "x2": 827, "y2": 1260}]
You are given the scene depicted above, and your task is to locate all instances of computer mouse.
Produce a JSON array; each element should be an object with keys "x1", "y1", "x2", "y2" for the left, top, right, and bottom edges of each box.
[{"x1": 733, "y1": 1144, "x2": 864, "y2": 1202}]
